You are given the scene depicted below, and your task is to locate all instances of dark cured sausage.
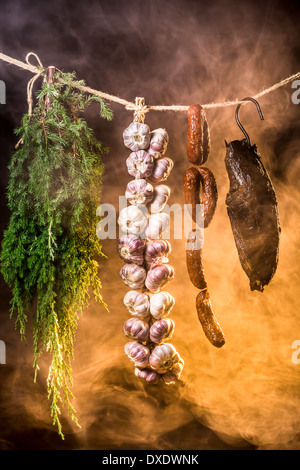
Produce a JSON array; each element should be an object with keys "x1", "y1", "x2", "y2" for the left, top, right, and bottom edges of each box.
[
  {"x1": 184, "y1": 166, "x2": 218, "y2": 228},
  {"x1": 187, "y1": 104, "x2": 210, "y2": 165},
  {"x1": 186, "y1": 229, "x2": 207, "y2": 290},
  {"x1": 184, "y1": 167, "x2": 201, "y2": 225},
  {"x1": 198, "y1": 167, "x2": 218, "y2": 228},
  {"x1": 196, "y1": 289, "x2": 226, "y2": 348}
]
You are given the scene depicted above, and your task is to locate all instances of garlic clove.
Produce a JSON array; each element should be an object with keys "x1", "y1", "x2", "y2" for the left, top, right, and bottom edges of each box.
[
  {"x1": 123, "y1": 122, "x2": 151, "y2": 151},
  {"x1": 149, "y1": 291, "x2": 175, "y2": 320},
  {"x1": 145, "y1": 212, "x2": 170, "y2": 240},
  {"x1": 118, "y1": 205, "x2": 148, "y2": 236},
  {"x1": 144, "y1": 239, "x2": 171, "y2": 269},
  {"x1": 145, "y1": 264, "x2": 174, "y2": 293},
  {"x1": 126, "y1": 150, "x2": 154, "y2": 179},
  {"x1": 149, "y1": 318, "x2": 175, "y2": 344},
  {"x1": 117, "y1": 235, "x2": 146, "y2": 265},
  {"x1": 149, "y1": 343, "x2": 181, "y2": 374},
  {"x1": 161, "y1": 357, "x2": 184, "y2": 384},
  {"x1": 134, "y1": 367, "x2": 161, "y2": 384},
  {"x1": 124, "y1": 341, "x2": 150, "y2": 368},
  {"x1": 148, "y1": 128, "x2": 169, "y2": 158},
  {"x1": 123, "y1": 290, "x2": 150, "y2": 318},
  {"x1": 123, "y1": 317, "x2": 150, "y2": 342},
  {"x1": 120, "y1": 263, "x2": 147, "y2": 290},
  {"x1": 147, "y1": 157, "x2": 173, "y2": 184},
  {"x1": 148, "y1": 184, "x2": 170, "y2": 214},
  {"x1": 125, "y1": 179, "x2": 154, "y2": 206}
]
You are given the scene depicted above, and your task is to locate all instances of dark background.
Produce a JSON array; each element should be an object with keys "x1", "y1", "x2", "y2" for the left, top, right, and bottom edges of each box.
[{"x1": 0, "y1": 0, "x2": 300, "y2": 450}]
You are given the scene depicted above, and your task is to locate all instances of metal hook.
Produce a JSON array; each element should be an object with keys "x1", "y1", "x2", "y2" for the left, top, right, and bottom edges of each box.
[{"x1": 235, "y1": 97, "x2": 264, "y2": 147}]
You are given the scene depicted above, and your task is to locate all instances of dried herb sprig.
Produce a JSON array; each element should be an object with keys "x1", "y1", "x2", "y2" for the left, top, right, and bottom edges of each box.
[{"x1": 1, "y1": 70, "x2": 112, "y2": 438}]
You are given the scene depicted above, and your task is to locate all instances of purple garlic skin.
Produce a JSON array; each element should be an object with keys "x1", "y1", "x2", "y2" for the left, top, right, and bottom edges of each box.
[
  {"x1": 120, "y1": 263, "x2": 146, "y2": 290},
  {"x1": 145, "y1": 212, "x2": 170, "y2": 240},
  {"x1": 149, "y1": 318, "x2": 175, "y2": 344},
  {"x1": 145, "y1": 239, "x2": 171, "y2": 269},
  {"x1": 149, "y1": 343, "x2": 181, "y2": 374},
  {"x1": 149, "y1": 291, "x2": 175, "y2": 320},
  {"x1": 123, "y1": 122, "x2": 151, "y2": 151},
  {"x1": 161, "y1": 358, "x2": 184, "y2": 384},
  {"x1": 134, "y1": 367, "x2": 161, "y2": 384},
  {"x1": 117, "y1": 235, "x2": 146, "y2": 265},
  {"x1": 123, "y1": 290, "x2": 150, "y2": 318},
  {"x1": 147, "y1": 157, "x2": 173, "y2": 184},
  {"x1": 148, "y1": 184, "x2": 170, "y2": 214},
  {"x1": 125, "y1": 179, "x2": 154, "y2": 206},
  {"x1": 124, "y1": 341, "x2": 150, "y2": 368},
  {"x1": 148, "y1": 128, "x2": 169, "y2": 159},
  {"x1": 145, "y1": 264, "x2": 174, "y2": 293},
  {"x1": 126, "y1": 150, "x2": 154, "y2": 179},
  {"x1": 123, "y1": 317, "x2": 150, "y2": 342}
]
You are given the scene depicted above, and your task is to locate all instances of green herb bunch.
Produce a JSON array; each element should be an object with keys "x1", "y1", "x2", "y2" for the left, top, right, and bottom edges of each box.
[{"x1": 0, "y1": 70, "x2": 112, "y2": 438}]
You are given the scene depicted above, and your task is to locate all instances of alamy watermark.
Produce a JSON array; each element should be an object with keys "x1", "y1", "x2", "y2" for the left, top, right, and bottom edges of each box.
[
  {"x1": 291, "y1": 80, "x2": 300, "y2": 105},
  {"x1": 0, "y1": 80, "x2": 6, "y2": 104},
  {"x1": 291, "y1": 340, "x2": 300, "y2": 364},
  {"x1": 96, "y1": 197, "x2": 205, "y2": 249},
  {"x1": 0, "y1": 340, "x2": 6, "y2": 364}
]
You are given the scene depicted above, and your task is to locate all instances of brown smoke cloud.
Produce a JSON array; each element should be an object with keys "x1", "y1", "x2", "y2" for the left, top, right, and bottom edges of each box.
[{"x1": 0, "y1": 0, "x2": 300, "y2": 450}]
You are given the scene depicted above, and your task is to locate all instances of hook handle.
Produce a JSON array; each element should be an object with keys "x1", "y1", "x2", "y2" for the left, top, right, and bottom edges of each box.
[{"x1": 235, "y1": 97, "x2": 264, "y2": 147}]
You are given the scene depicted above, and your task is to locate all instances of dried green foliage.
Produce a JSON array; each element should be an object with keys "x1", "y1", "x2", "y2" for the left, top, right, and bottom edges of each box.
[{"x1": 0, "y1": 71, "x2": 112, "y2": 438}]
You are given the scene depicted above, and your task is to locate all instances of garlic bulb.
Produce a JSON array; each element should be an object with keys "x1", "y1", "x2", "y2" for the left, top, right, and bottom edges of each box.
[
  {"x1": 161, "y1": 358, "x2": 184, "y2": 384},
  {"x1": 149, "y1": 291, "x2": 175, "y2": 320},
  {"x1": 120, "y1": 263, "x2": 146, "y2": 290},
  {"x1": 125, "y1": 179, "x2": 154, "y2": 206},
  {"x1": 149, "y1": 343, "x2": 181, "y2": 374},
  {"x1": 148, "y1": 128, "x2": 169, "y2": 158},
  {"x1": 123, "y1": 317, "x2": 150, "y2": 342},
  {"x1": 145, "y1": 264, "x2": 174, "y2": 293},
  {"x1": 126, "y1": 150, "x2": 154, "y2": 179},
  {"x1": 149, "y1": 184, "x2": 170, "y2": 214},
  {"x1": 149, "y1": 318, "x2": 175, "y2": 344},
  {"x1": 123, "y1": 290, "x2": 150, "y2": 318},
  {"x1": 145, "y1": 212, "x2": 170, "y2": 239},
  {"x1": 124, "y1": 341, "x2": 150, "y2": 368},
  {"x1": 117, "y1": 235, "x2": 146, "y2": 265},
  {"x1": 118, "y1": 205, "x2": 148, "y2": 236},
  {"x1": 147, "y1": 157, "x2": 173, "y2": 184},
  {"x1": 134, "y1": 367, "x2": 161, "y2": 384},
  {"x1": 123, "y1": 122, "x2": 151, "y2": 151},
  {"x1": 144, "y1": 239, "x2": 171, "y2": 269}
]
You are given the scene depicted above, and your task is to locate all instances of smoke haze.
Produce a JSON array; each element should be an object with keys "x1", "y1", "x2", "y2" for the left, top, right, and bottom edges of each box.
[{"x1": 0, "y1": 0, "x2": 300, "y2": 450}]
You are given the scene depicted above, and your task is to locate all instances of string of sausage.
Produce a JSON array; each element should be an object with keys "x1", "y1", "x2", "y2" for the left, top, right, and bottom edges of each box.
[{"x1": 185, "y1": 104, "x2": 225, "y2": 348}]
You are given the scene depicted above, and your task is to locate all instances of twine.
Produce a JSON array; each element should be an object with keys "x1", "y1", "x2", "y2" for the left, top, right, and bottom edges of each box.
[
  {"x1": 1, "y1": 51, "x2": 300, "y2": 118},
  {"x1": 25, "y1": 52, "x2": 45, "y2": 116}
]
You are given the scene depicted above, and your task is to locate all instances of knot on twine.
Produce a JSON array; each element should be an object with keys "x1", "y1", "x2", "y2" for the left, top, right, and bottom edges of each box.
[
  {"x1": 126, "y1": 97, "x2": 149, "y2": 123},
  {"x1": 25, "y1": 52, "x2": 45, "y2": 116}
]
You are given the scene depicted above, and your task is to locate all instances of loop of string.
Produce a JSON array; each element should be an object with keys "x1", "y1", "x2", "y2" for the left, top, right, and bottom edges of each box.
[{"x1": 25, "y1": 52, "x2": 45, "y2": 116}]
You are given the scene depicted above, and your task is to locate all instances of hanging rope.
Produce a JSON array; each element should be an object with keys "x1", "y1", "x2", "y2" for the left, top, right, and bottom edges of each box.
[{"x1": 1, "y1": 51, "x2": 299, "y2": 116}]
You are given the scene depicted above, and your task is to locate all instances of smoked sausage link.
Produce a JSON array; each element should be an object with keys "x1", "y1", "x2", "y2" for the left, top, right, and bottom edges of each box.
[
  {"x1": 198, "y1": 167, "x2": 218, "y2": 228},
  {"x1": 186, "y1": 229, "x2": 207, "y2": 290},
  {"x1": 187, "y1": 104, "x2": 211, "y2": 165},
  {"x1": 184, "y1": 167, "x2": 201, "y2": 225},
  {"x1": 196, "y1": 289, "x2": 226, "y2": 348},
  {"x1": 184, "y1": 166, "x2": 218, "y2": 228}
]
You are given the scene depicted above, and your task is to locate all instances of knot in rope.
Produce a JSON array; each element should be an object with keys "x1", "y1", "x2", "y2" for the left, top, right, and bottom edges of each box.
[{"x1": 126, "y1": 97, "x2": 149, "y2": 123}]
